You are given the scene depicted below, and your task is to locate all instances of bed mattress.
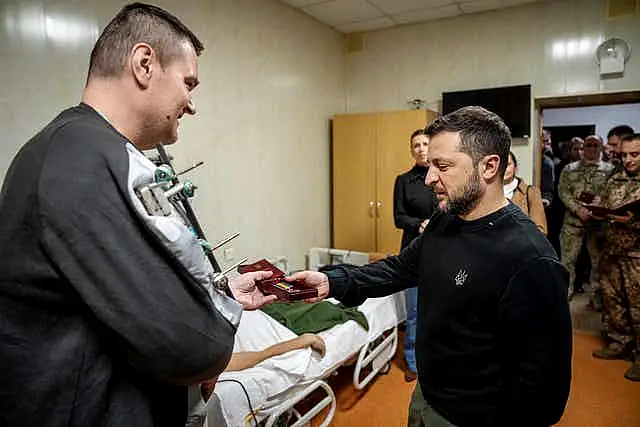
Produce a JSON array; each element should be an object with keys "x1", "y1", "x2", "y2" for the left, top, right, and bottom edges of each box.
[{"x1": 213, "y1": 292, "x2": 407, "y2": 426}]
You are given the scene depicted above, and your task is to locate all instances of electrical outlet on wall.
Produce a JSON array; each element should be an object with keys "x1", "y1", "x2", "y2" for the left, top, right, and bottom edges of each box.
[{"x1": 223, "y1": 247, "x2": 235, "y2": 262}]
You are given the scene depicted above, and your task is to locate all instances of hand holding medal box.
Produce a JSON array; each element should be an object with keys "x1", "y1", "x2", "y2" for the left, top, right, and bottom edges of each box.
[
  {"x1": 237, "y1": 259, "x2": 318, "y2": 301},
  {"x1": 582, "y1": 199, "x2": 640, "y2": 218}
]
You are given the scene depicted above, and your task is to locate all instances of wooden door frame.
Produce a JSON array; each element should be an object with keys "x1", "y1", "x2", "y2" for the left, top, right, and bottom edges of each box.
[{"x1": 533, "y1": 89, "x2": 640, "y2": 186}]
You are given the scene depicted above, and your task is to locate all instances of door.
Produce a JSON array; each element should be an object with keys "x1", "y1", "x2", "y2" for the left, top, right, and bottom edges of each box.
[
  {"x1": 375, "y1": 110, "x2": 436, "y2": 254},
  {"x1": 332, "y1": 113, "x2": 377, "y2": 252}
]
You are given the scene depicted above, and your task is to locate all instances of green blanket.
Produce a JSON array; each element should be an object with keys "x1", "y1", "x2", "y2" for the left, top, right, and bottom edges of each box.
[{"x1": 261, "y1": 301, "x2": 369, "y2": 335}]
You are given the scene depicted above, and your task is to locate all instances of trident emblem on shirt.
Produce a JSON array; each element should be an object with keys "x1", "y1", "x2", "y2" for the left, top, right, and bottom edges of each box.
[{"x1": 455, "y1": 269, "x2": 468, "y2": 287}]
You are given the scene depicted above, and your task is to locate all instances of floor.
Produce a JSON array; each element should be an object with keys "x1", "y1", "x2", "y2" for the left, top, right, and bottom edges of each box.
[{"x1": 305, "y1": 296, "x2": 640, "y2": 427}]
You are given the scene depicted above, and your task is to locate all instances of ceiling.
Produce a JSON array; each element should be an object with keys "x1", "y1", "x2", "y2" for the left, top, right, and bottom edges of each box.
[{"x1": 279, "y1": 0, "x2": 549, "y2": 33}]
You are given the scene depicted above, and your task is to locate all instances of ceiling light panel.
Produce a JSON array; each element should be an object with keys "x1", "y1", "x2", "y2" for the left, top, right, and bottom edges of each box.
[
  {"x1": 459, "y1": 0, "x2": 539, "y2": 14},
  {"x1": 393, "y1": 4, "x2": 462, "y2": 24},
  {"x1": 370, "y1": 0, "x2": 455, "y2": 15},
  {"x1": 303, "y1": 0, "x2": 383, "y2": 25},
  {"x1": 336, "y1": 16, "x2": 396, "y2": 32},
  {"x1": 279, "y1": 0, "x2": 333, "y2": 7}
]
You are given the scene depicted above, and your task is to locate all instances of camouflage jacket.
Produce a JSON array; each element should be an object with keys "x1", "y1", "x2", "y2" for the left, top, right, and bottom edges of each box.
[
  {"x1": 601, "y1": 170, "x2": 640, "y2": 257},
  {"x1": 558, "y1": 160, "x2": 613, "y2": 228}
]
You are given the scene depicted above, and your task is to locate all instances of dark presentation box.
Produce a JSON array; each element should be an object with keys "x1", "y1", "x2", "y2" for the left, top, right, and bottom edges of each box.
[
  {"x1": 237, "y1": 259, "x2": 318, "y2": 301},
  {"x1": 582, "y1": 198, "x2": 640, "y2": 218}
]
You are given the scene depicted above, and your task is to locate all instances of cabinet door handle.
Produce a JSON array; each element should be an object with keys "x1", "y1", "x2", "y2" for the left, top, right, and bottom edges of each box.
[
  {"x1": 376, "y1": 201, "x2": 382, "y2": 218},
  {"x1": 369, "y1": 201, "x2": 375, "y2": 217}
]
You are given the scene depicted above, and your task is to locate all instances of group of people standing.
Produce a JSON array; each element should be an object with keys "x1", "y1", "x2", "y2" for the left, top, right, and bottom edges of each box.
[
  {"x1": 0, "y1": 2, "x2": 627, "y2": 425},
  {"x1": 544, "y1": 126, "x2": 640, "y2": 382}
]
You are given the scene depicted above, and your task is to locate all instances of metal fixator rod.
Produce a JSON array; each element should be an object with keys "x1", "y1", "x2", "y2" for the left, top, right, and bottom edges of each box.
[
  {"x1": 156, "y1": 144, "x2": 221, "y2": 272},
  {"x1": 221, "y1": 257, "x2": 249, "y2": 276},
  {"x1": 176, "y1": 161, "x2": 204, "y2": 176},
  {"x1": 164, "y1": 182, "x2": 186, "y2": 198},
  {"x1": 211, "y1": 232, "x2": 241, "y2": 251}
]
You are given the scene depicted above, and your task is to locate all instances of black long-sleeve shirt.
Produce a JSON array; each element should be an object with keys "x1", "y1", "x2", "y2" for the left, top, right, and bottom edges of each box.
[
  {"x1": 393, "y1": 164, "x2": 438, "y2": 248},
  {"x1": 0, "y1": 104, "x2": 236, "y2": 426},
  {"x1": 326, "y1": 204, "x2": 572, "y2": 427},
  {"x1": 541, "y1": 151, "x2": 555, "y2": 205}
]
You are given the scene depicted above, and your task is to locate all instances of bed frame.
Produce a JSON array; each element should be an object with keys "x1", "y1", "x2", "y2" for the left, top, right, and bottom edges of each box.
[
  {"x1": 212, "y1": 248, "x2": 401, "y2": 426},
  {"x1": 260, "y1": 380, "x2": 336, "y2": 427},
  {"x1": 237, "y1": 324, "x2": 397, "y2": 426}
]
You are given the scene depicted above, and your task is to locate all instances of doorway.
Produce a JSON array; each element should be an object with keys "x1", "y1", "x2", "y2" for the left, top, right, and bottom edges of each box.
[
  {"x1": 534, "y1": 90, "x2": 640, "y2": 336},
  {"x1": 534, "y1": 90, "x2": 640, "y2": 185},
  {"x1": 544, "y1": 125, "x2": 595, "y2": 151}
]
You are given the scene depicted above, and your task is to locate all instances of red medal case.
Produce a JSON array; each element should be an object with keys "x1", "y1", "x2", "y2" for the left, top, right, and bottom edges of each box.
[{"x1": 237, "y1": 259, "x2": 318, "y2": 301}]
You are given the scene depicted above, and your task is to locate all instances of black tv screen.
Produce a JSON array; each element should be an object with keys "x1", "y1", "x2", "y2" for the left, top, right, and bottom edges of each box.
[{"x1": 442, "y1": 85, "x2": 531, "y2": 138}]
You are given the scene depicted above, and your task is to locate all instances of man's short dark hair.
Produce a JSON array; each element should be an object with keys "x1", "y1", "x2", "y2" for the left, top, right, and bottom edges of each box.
[
  {"x1": 607, "y1": 125, "x2": 634, "y2": 139},
  {"x1": 425, "y1": 106, "x2": 511, "y2": 178},
  {"x1": 88, "y1": 3, "x2": 204, "y2": 79},
  {"x1": 621, "y1": 133, "x2": 640, "y2": 145}
]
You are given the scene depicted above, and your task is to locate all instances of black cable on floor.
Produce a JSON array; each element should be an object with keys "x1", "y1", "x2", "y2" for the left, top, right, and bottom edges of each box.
[{"x1": 217, "y1": 379, "x2": 259, "y2": 427}]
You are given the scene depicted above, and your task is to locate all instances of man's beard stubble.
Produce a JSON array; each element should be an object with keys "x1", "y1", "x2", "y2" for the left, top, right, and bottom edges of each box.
[{"x1": 442, "y1": 168, "x2": 483, "y2": 217}]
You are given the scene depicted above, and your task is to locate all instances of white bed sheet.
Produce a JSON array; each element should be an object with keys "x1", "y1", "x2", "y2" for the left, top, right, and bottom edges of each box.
[
  {"x1": 306, "y1": 293, "x2": 406, "y2": 378},
  {"x1": 214, "y1": 292, "x2": 407, "y2": 427}
]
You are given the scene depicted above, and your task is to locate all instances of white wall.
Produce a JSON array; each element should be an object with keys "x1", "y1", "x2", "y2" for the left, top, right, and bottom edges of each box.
[
  {"x1": 543, "y1": 103, "x2": 640, "y2": 138},
  {"x1": 344, "y1": 0, "x2": 640, "y2": 182},
  {"x1": 2, "y1": 0, "x2": 639, "y2": 268},
  {"x1": 0, "y1": 0, "x2": 346, "y2": 269}
]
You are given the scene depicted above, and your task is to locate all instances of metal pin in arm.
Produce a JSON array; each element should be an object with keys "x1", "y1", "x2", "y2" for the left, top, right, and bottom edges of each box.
[
  {"x1": 176, "y1": 161, "x2": 204, "y2": 176},
  {"x1": 198, "y1": 232, "x2": 240, "y2": 254},
  {"x1": 212, "y1": 257, "x2": 249, "y2": 293},
  {"x1": 155, "y1": 144, "x2": 222, "y2": 272}
]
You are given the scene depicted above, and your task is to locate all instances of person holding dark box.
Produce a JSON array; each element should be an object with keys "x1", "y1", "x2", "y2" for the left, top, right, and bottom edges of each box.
[
  {"x1": 0, "y1": 4, "x2": 276, "y2": 427},
  {"x1": 592, "y1": 133, "x2": 640, "y2": 382},
  {"x1": 290, "y1": 106, "x2": 572, "y2": 427},
  {"x1": 557, "y1": 135, "x2": 613, "y2": 300}
]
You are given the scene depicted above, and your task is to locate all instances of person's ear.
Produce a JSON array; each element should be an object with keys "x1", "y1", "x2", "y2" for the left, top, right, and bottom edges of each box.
[
  {"x1": 480, "y1": 154, "x2": 501, "y2": 181},
  {"x1": 130, "y1": 43, "x2": 154, "y2": 89}
]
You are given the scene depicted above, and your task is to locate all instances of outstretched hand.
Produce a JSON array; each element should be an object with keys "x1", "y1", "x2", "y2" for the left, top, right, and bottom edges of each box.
[
  {"x1": 607, "y1": 211, "x2": 633, "y2": 224},
  {"x1": 229, "y1": 271, "x2": 278, "y2": 310},
  {"x1": 286, "y1": 270, "x2": 330, "y2": 303}
]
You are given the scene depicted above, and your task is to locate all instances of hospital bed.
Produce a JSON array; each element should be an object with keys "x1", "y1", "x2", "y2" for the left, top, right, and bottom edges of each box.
[{"x1": 211, "y1": 248, "x2": 406, "y2": 427}]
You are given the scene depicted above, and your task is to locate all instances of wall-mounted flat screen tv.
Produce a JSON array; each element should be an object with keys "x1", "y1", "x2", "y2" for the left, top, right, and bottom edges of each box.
[{"x1": 442, "y1": 84, "x2": 531, "y2": 138}]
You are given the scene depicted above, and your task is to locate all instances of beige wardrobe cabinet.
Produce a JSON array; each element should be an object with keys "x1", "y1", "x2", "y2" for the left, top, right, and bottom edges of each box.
[{"x1": 332, "y1": 109, "x2": 437, "y2": 254}]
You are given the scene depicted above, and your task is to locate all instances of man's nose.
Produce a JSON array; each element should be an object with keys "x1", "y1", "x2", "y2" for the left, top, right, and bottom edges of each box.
[
  {"x1": 185, "y1": 100, "x2": 196, "y2": 115},
  {"x1": 425, "y1": 168, "x2": 437, "y2": 186}
]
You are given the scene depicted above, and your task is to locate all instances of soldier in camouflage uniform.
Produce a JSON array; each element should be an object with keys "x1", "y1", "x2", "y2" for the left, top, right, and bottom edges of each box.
[
  {"x1": 591, "y1": 134, "x2": 640, "y2": 382},
  {"x1": 558, "y1": 136, "x2": 613, "y2": 300},
  {"x1": 605, "y1": 125, "x2": 634, "y2": 173}
]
